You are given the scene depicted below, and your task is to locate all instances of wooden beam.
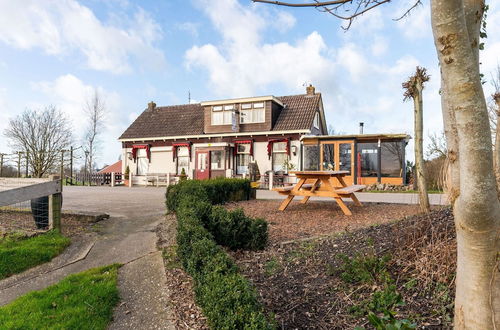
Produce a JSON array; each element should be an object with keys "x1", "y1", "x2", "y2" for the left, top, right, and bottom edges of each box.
[{"x1": 0, "y1": 180, "x2": 61, "y2": 207}]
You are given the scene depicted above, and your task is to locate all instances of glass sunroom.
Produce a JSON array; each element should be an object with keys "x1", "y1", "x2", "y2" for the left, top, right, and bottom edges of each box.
[{"x1": 301, "y1": 134, "x2": 411, "y2": 185}]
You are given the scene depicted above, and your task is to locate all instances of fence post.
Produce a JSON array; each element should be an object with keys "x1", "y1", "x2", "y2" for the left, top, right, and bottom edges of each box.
[
  {"x1": 111, "y1": 172, "x2": 115, "y2": 187},
  {"x1": 48, "y1": 175, "x2": 62, "y2": 232},
  {"x1": 129, "y1": 173, "x2": 133, "y2": 187},
  {"x1": 269, "y1": 172, "x2": 274, "y2": 191},
  {"x1": 167, "y1": 173, "x2": 170, "y2": 187}
]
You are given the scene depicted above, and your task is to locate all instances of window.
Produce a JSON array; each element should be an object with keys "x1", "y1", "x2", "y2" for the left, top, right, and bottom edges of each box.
[
  {"x1": 177, "y1": 147, "x2": 189, "y2": 175},
  {"x1": 303, "y1": 145, "x2": 320, "y2": 170},
  {"x1": 313, "y1": 112, "x2": 320, "y2": 129},
  {"x1": 136, "y1": 149, "x2": 148, "y2": 175},
  {"x1": 240, "y1": 102, "x2": 265, "y2": 124},
  {"x1": 212, "y1": 104, "x2": 234, "y2": 125},
  {"x1": 381, "y1": 142, "x2": 403, "y2": 177},
  {"x1": 236, "y1": 144, "x2": 251, "y2": 174},
  {"x1": 272, "y1": 142, "x2": 288, "y2": 172},
  {"x1": 322, "y1": 144, "x2": 334, "y2": 170},
  {"x1": 358, "y1": 143, "x2": 378, "y2": 177},
  {"x1": 210, "y1": 150, "x2": 224, "y2": 170}
]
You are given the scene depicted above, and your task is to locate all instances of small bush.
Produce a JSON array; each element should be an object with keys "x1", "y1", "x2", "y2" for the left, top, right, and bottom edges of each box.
[{"x1": 339, "y1": 253, "x2": 391, "y2": 285}]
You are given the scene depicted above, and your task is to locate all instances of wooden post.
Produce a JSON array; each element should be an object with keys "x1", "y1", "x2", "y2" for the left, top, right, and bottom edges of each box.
[
  {"x1": 167, "y1": 173, "x2": 170, "y2": 187},
  {"x1": 48, "y1": 175, "x2": 62, "y2": 232},
  {"x1": 129, "y1": 172, "x2": 133, "y2": 187},
  {"x1": 377, "y1": 139, "x2": 382, "y2": 184},
  {"x1": 60, "y1": 150, "x2": 64, "y2": 184},
  {"x1": 269, "y1": 171, "x2": 274, "y2": 190},
  {"x1": 0, "y1": 154, "x2": 3, "y2": 177},
  {"x1": 111, "y1": 172, "x2": 115, "y2": 187}
]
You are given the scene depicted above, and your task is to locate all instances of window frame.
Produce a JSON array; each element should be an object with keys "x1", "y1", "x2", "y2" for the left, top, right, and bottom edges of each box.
[
  {"x1": 211, "y1": 104, "x2": 234, "y2": 125},
  {"x1": 239, "y1": 102, "x2": 265, "y2": 124},
  {"x1": 236, "y1": 143, "x2": 251, "y2": 175}
]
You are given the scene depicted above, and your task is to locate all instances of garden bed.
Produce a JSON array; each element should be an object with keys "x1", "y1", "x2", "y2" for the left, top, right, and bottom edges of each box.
[
  {"x1": 224, "y1": 200, "x2": 426, "y2": 244},
  {"x1": 231, "y1": 208, "x2": 455, "y2": 329}
]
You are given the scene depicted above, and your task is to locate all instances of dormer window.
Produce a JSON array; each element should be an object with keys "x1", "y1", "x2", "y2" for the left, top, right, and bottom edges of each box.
[
  {"x1": 240, "y1": 102, "x2": 265, "y2": 124},
  {"x1": 212, "y1": 104, "x2": 234, "y2": 125},
  {"x1": 313, "y1": 112, "x2": 320, "y2": 129}
]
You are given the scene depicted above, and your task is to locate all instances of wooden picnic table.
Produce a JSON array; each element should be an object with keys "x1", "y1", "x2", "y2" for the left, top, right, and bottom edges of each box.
[{"x1": 273, "y1": 170, "x2": 366, "y2": 216}]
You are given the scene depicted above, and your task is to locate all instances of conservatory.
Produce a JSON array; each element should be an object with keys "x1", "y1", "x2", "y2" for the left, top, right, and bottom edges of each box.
[{"x1": 301, "y1": 134, "x2": 411, "y2": 186}]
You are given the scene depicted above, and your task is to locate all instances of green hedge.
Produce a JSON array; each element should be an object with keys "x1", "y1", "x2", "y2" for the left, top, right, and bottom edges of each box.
[{"x1": 167, "y1": 178, "x2": 274, "y2": 329}]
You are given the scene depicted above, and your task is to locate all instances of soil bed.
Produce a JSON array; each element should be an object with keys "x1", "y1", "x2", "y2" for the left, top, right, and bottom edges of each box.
[
  {"x1": 225, "y1": 200, "x2": 425, "y2": 245},
  {"x1": 0, "y1": 209, "x2": 95, "y2": 237},
  {"x1": 230, "y1": 205, "x2": 456, "y2": 329}
]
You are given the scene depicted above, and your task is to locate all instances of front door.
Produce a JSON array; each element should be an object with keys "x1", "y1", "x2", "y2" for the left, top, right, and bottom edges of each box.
[
  {"x1": 196, "y1": 151, "x2": 210, "y2": 180},
  {"x1": 320, "y1": 141, "x2": 355, "y2": 185}
]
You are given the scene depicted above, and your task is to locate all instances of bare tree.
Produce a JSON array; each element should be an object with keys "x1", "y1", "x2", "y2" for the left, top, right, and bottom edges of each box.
[
  {"x1": 4, "y1": 106, "x2": 72, "y2": 178},
  {"x1": 426, "y1": 131, "x2": 447, "y2": 159},
  {"x1": 254, "y1": 1, "x2": 500, "y2": 328},
  {"x1": 403, "y1": 66, "x2": 430, "y2": 212},
  {"x1": 82, "y1": 89, "x2": 105, "y2": 174}
]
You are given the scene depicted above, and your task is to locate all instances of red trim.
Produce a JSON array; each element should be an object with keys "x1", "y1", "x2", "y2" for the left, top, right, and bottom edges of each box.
[
  {"x1": 132, "y1": 144, "x2": 150, "y2": 163},
  {"x1": 172, "y1": 142, "x2": 191, "y2": 161},
  {"x1": 234, "y1": 140, "x2": 253, "y2": 157},
  {"x1": 267, "y1": 138, "x2": 290, "y2": 159}
]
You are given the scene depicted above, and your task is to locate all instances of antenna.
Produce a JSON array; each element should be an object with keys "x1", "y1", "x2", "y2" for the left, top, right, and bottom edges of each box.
[{"x1": 188, "y1": 90, "x2": 191, "y2": 104}]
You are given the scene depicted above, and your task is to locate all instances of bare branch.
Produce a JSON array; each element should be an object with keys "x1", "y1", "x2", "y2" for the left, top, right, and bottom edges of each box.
[
  {"x1": 403, "y1": 66, "x2": 430, "y2": 101},
  {"x1": 393, "y1": 0, "x2": 422, "y2": 21}
]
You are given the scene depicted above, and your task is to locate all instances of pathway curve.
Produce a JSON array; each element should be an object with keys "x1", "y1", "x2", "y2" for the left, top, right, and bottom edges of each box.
[{"x1": 0, "y1": 186, "x2": 173, "y2": 329}]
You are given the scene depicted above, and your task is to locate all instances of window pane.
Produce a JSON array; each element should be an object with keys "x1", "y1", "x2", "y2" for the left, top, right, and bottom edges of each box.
[
  {"x1": 237, "y1": 144, "x2": 250, "y2": 153},
  {"x1": 381, "y1": 142, "x2": 403, "y2": 177},
  {"x1": 213, "y1": 105, "x2": 222, "y2": 111},
  {"x1": 253, "y1": 102, "x2": 264, "y2": 108},
  {"x1": 253, "y1": 108, "x2": 265, "y2": 122},
  {"x1": 339, "y1": 143, "x2": 352, "y2": 174},
  {"x1": 223, "y1": 110, "x2": 232, "y2": 124},
  {"x1": 358, "y1": 143, "x2": 378, "y2": 177},
  {"x1": 177, "y1": 156, "x2": 189, "y2": 175},
  {"x1": 210, "y1": 150, "x2": 224, "y2": 170},
  {"x1": 241, "y1": 103, "x2": 252, "y2": 109},
  {"x1": 224, "y1": 104, "x2": 234, "y2": 110},
  {"x1": 177, "y1": 146, "x2": 189, "y2": 156},
  {"x1": 273, "y1": 153, "x2": 287, "y2": 172},
  {"x1": 240, "y1": 109, "x2": 251, "y2": 123},
  {"x1": 304, "y1": 145, "x2": 319, "y2": 171},
  {"x1": 273, "y1": 142, "x2": 287, "y2": 152},
  {"x1": 212, "y1": 111, "x2": 223, "y2": 125},
  {"x1": 322, "y1": 144, "x2": 334, "y2": 170},
  {"x1": 237, "y1": 154, "x2": 250, "y2": 174}
]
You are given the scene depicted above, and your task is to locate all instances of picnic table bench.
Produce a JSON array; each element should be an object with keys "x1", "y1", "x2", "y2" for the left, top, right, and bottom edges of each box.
[{"x1": 274, "y1": 171, "x2": 366, "y2": 216}]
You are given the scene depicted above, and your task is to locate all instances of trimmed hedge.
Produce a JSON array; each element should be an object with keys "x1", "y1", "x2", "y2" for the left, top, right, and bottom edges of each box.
[{"x1": 167, "y1": 178, "x2": 274, "y2": 329}]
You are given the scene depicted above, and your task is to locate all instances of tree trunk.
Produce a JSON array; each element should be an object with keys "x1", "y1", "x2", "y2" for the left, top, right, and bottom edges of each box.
[
  {"x1": 414, "y1": 86, "x2": 430, "y2": 212},
  {"x1": 431, "y1": 0, "x2": 500, "y2": 328},
  {"x1": 495, "y1": 102, "x2": 500, "y2": 196}
]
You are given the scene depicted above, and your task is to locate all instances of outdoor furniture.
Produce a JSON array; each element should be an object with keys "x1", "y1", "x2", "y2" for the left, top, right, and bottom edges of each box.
[{"x1": 273, "y1": 170, "x2": 366, "y2": 216}]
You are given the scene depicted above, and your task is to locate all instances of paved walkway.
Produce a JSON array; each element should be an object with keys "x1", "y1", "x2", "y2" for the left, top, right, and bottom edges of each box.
[
  {"x1": 0, "y1": 186, "x2": 174, "y2": 330},
  {"x1": 257, "y1": 189, "x2": 449, "y2": 205}
]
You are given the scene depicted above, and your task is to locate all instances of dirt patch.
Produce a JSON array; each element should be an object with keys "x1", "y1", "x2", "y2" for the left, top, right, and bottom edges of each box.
[
  {"x1": 156, "y1": 214, "x2": 209, "y2": 330},
  {"x1": 231, "y1": 208, "x2": 455, "y2": 329},
  {"x1": 0, "y1": 209, "x2": 101, "y2": 237},
  {"x1": 225, "y1": 200, "x2": 425, "y2": 245}
]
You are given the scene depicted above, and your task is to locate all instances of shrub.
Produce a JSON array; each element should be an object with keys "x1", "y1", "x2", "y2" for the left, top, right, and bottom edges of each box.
[{"x1": 169, "y1": 178, "x2": 273, "y2": 329}]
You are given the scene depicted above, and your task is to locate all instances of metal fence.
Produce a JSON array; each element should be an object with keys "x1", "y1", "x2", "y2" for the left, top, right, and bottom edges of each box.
[
  {"x1": 0, "y1": 177, "x2": 62, "y2": 235},
  {"x1": 71, "y1": 172, "x2": 123, "y2": 186}
]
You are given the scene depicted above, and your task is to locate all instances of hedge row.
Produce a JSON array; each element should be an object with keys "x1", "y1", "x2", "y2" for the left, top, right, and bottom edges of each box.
[{"x1": 166, "y1": 179, "x2": 274, "y2": 329}]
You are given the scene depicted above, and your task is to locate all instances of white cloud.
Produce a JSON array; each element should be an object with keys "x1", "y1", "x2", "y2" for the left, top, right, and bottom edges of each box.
[
  {"x1": 0, "y1": 1, "x2": 165, "y2": 74},
  {"x1": 186, "y1": 0, "x2": 335, "y2": 97},
  {"x1": 176, "y1": 22, "x2": 200, "y2": 38},
  {"x1": 273, "y1": 11, "x2": 296, "y2": 33}
]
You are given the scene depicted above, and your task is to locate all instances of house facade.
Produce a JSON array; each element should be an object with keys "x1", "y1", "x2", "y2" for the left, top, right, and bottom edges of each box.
[{"x1": 118, "y1": 85, "x2": 327, "y2": 184}]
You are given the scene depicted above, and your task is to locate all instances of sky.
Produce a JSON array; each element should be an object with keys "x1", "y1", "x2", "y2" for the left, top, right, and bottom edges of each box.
[{"x1": 0, "y1": 0, "x2": 499, "y2": 168}]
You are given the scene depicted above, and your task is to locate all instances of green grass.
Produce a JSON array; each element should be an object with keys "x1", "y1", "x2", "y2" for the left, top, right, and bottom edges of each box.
[
  {"x1": 0, "y1": 231, "x2": 70, "y2": 279},
  {"x1": 0, "y1": 264, "x2": 121, "y2": 329}
]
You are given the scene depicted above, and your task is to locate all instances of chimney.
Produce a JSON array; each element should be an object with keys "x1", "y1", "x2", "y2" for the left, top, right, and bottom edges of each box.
[
  {"x1": 148, "y1": 101, "x2": 156, "y2": 111},
  {"x1": 306, "y1": 84, "x2": 315, "y2": 95},
  {"x1": 359, "y1": 122, "x2": 364, "y2": 134}
]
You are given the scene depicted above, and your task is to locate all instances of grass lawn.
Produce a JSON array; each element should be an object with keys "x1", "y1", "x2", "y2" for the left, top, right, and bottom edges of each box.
[
  {"x1": 0, "y1": 231, "x2": 70, "y2": 279},
  {"x1": 0, "y1": 264, "x2": 121, "y2": 329}
]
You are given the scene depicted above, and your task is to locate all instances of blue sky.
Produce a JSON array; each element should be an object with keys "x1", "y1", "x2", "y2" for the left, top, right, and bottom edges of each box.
[{"x1": 0, "y1": 0, "x2": 499, "y2": 167}]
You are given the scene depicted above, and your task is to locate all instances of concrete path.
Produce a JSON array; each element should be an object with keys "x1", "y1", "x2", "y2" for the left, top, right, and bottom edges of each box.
[
  {"x1": 0, "y1": 186, "x2": 174, "y2": 330},
  {"x1": 257, "y1": 189, "x2": 449, "y2": 205}
]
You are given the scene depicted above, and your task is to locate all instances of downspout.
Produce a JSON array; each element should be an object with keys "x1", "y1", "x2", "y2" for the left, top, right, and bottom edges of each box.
[{"x1": 377, "y1": 138, "x2": 382, "y2": 184}]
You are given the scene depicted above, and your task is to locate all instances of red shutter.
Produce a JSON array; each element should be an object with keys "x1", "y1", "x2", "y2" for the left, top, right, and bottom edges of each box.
[{"x1": 132, "y1": 144, "x2": 151, "y2": 162}]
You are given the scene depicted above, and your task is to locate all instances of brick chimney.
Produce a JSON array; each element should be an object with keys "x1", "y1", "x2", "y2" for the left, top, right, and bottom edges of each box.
[
  {"x1": 306, "y1": 84, "x2": 315, "y2": 95},
  {"x1": 148, "y1": 101, "x2": 156, "y2": 111}
]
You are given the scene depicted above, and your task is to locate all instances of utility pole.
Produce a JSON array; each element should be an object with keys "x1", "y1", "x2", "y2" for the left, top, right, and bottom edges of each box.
[
  {"x1": 17, "y1": 152, "x2": 21, "y2": 178},
  {"x1": 0, "y1": 153, "x2": 4, "y2": 177},
  {"x1": 25, "y1": 151, "x2": 29, "y2": 177},
  {"x1": 70, "y1": 146, "x2": 73, "y2": 185}
]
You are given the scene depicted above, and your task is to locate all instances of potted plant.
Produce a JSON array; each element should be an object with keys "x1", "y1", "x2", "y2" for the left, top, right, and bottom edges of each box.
[
  {"x1": 179, "y1": 168, "x2": 187, "y2": 181},
  {"x1": 124, "y1": 165, "x2": 130, "y2": 186}
]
